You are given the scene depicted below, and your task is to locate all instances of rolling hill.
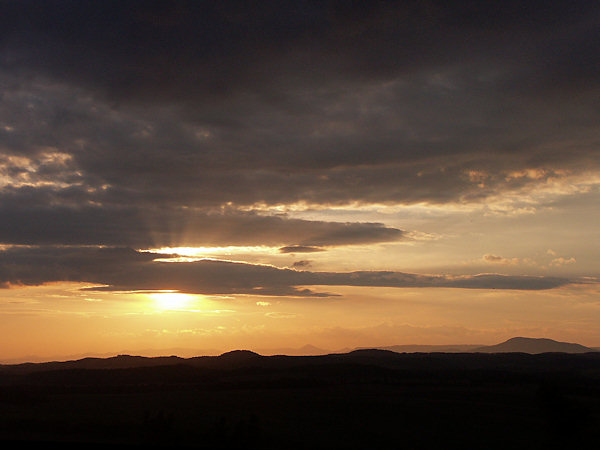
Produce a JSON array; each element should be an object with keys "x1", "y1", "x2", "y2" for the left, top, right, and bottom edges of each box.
[{"x1": 473, "y1": 337, "x2": 595, "y2": 354}]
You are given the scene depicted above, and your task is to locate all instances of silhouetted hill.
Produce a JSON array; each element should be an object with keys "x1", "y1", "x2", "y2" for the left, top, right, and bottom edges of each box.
[
  {"x1": 0, "y1": 354, "x2": 186, "y2": 375},
  {"x1": 360, "y1": 337, "x2": 597, "y2": 355},
  {"x1": 5, "y1": 336, "x2": 593, "y2": 374},
  {"x1": 3, "y1": 349, "x2": 600, "y2": 380},
  {"x1": 218, "y1": 350, "x2": 260, "y2": 360},
  {"x1": 1, "y1": 351, "x2": 600, "y2": 448},
  {"x1": 2, "y1": 337, "x2": 599, "y2": 378},
  {"x1": 474, "y1": 337, "x2": 595, "y2": 354},
  {"x1": 205, "y1": 350, "x2": 261, "y2": 368}
]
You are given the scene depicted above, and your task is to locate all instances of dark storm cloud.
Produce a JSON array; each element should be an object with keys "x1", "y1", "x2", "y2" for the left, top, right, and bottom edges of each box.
[
  {"x1": 3, "y1": 1, "x2": 597, "y2": 103},
  {"x1": 0, "y1": 1, "x2": 598, "y2": 210},
  {"x1": 0, "y1": 0, "x2": 599, "y2": 253},
  {"x1": 0, "y1": 247, "x2": 572, "y2": 296}
]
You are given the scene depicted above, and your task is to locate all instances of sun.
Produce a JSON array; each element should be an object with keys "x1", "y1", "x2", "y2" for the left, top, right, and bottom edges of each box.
[{"x1": 149, "y1": 292, "x2": 195, "y2": 311}]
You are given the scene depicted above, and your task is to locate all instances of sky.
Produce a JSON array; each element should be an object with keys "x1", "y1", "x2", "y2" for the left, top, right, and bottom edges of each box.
[{"x1": 0, "y1": 1, "x2": 599, "y2": 361}]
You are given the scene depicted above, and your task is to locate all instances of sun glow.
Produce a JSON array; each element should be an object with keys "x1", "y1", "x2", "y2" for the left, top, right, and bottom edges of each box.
[
  {"x1": 148, "y1": 246, "x2": 277, "y2": 258},
  {"x1": 149, "y1": 292, "x2": 197, "y2": 311}
]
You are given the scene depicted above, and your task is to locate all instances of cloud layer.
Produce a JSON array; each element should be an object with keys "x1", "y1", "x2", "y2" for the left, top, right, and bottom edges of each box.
[
  {"x1": 0, "y1": 1, "x2": 597, "y2": 295},
  {"x1": 0, "y1": 247, "x2": 571, "y2": 296},
  {"x1": 0, "y1": 200, "x2": 402, "y2": 248},
  {"x1": 0, "y1": 1, "x2": 598, "y2": 218}
]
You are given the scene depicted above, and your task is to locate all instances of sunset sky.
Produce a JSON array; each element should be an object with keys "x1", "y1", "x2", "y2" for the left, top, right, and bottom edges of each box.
[{"x1": 1, "y1": 1, "x2": 599, "y2": 362}]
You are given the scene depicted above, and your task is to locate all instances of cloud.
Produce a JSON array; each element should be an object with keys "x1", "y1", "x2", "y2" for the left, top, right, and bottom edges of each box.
[
  {"x1": 0, "y1": 1, "x2": 597, "y2": 216},
  {"x1": 483, "y1": 254, "x2": 520, "y2": 266},
  {"x1": 550, "y1": 257, "x2": 576, "y2": 267},
  {"x1": 0, "y1": 200, "x2": 403, "y2": 248},
  {"x1": 0, "y1": 247, "x2": 574, "y2": 296},
  {"x1": 291, "y1": 260, "x2": 312, "y2": 269},
  {"x1": 280, "y1": 246, "x2": 324, "y2": 254},
  {"x1": 0, "y1": 2, "x2": 595, "y2": 297}
]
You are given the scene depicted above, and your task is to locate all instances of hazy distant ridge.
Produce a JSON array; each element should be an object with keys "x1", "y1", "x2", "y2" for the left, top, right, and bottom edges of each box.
[
  {"x1": 1, "y1": 337, "x2": 597, "y2": 371},
  {"x1": 473, "y1": 337, "x2": 594, "y2": 354},
  {"x1": 369, "y1": 337, "x2": 597, "y2": 355},
  {"x1": 365, "y1": 344, "x2": 482, "y2": 353}
]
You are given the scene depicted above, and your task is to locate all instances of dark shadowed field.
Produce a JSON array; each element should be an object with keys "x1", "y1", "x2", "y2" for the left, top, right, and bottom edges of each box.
[{"x1": 1, "y1": 350, "x2": 599, "y2": 449}]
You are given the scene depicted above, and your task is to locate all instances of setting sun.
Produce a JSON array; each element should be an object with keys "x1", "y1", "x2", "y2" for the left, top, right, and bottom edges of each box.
[{"x1": 150, "y1": 292, "x2": 197, "y2": 311}]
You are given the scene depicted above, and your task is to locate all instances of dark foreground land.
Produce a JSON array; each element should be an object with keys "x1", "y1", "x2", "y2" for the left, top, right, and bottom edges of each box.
[{"x1": 1, "y1": 350, "x2": 599, "y2": 449}]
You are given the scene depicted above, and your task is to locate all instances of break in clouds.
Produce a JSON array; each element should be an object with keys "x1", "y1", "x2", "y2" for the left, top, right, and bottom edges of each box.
[{"x1": 0, "y1": 1, "x2": 598, "y2": 294}]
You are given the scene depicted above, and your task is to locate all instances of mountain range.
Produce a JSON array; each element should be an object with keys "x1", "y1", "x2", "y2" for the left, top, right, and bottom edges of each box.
[
  {"x1": 375, "y1": 337, "x2": 597, "y2": 354},
  {"x1": 0, "y1": 337, "x2": 597, "y2": 372},
  {"x1": 1, "y1": 342, "x2": 600, "y2": 449},
  {"x1": 472, "y1": 337, "x2": 594, "y2": 354}
]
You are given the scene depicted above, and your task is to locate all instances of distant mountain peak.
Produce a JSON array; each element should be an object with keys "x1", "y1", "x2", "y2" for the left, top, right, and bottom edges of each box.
[
  {"x1": 505, "y1": 337, "x2": 556, "y2": 343},
  {"x1": 475, "y1": 337, "x2": 594, "y2": 354},
  {"x1": 299, "y1": 344, "x2": 323, "y2": 351}
]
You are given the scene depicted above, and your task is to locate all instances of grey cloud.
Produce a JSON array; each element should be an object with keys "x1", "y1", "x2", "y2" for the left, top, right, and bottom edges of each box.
[
  {"x1": 280, "y1": 246, "x2": 324, "y2": 254},
  {"x1": 312, "y1": 271, "x2": 570, "y2": 291},
  {"x1": 0, "y1": 247, "x2": 573, "y2": 296},
  {"x1": 3, "y1": 1, "x2": 597, "y2": 105},
  {"x1": 291, "y1": 260, "x2": 312, "y2": 269},
  {"x1": 0, "y1": 1, "x2": 597, "y2": 215},
  {"x1": 0, "y1": 199, "x2": 403, "y2": 248}
]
